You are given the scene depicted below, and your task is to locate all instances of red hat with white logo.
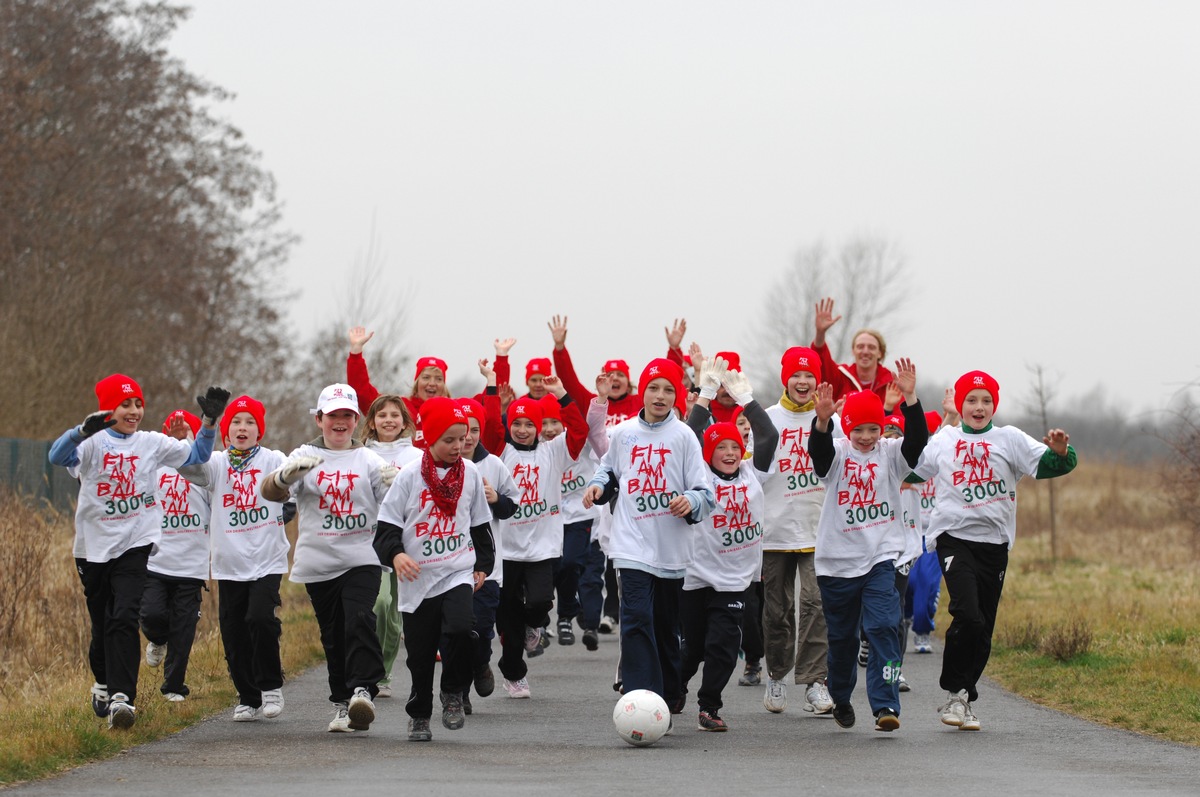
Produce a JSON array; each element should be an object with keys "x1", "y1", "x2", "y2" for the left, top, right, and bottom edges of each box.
[
  {"x1": 703, "y1": 422, "x2": 745, "y2": 463},
  {"x1": 603, "y1": 359, "x2": 630, "y2": 379},
  {"x1": 526, "y1": 358, "x2": 552, "y2": 382},
  {"x1": 953, "y1": 371, "x2": 1000, "y2": 416},
  {"x1": 220, "y1": 395, "x2": 266, "y2": 445},
  {"x1": 420, "y1": 396, "x2": 468, "y2": 446},
  {"x1": 780, "y1": 346, "x2": 822, "y2": 385},
  {"x1": 414, "y1": 356, "x2": 448, "y2": 382},
  {"x1": 508, "y1": 396, "x2": 545, "y2": 432},
  {"x1": 639, "y1": 358, "x2": 686, "y2": 417},
  {"x1": 95, "y1": 374, "x2": 142, "y2": 412},
  {"x1": 454, "y1": 397, "x2": 485, "y2": 426},
  {"x1": 840, "y1": 390, "x2": 886, "y2": 436},
  {"x1": 312, "y1": 384, "x2": 360, "y2": 416}
]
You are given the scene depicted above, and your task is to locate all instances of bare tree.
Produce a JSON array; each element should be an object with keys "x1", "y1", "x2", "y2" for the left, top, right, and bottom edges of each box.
[
  {"x1": 1025, "y1": 364, "x2": 1062, "y2": 561},
  {"x1": 1159, "y1": 384, "x2": 1200, "y2": 559}
]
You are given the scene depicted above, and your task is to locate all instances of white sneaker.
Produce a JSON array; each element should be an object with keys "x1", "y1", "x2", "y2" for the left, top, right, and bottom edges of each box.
[
  {"x1": 523, "y1": 626, "x2": 544, "y2": 653},
  {"x1": 803, "y1": 680, "x2": 833, "y2": 714},
  {"x1": 146, "y1": 641, "x2": 167, "y2": 668},
  {"x1": 914, "y1": 633, "x2": 933, "y2": 654},
  {"x1": 376, "y1": 684, "x2": 393, "y2": 699},
  {"x1": 328, "y1": 702, "x2": 352, "y2": 732},
  {"x1": 348, "y1": 687, "x2": 375, "y2": 730},
  {"x1": 763, "y1": 678, "x2": 786, "y2": 713},
  {"x1": 261, "y1": 689, "x2": 284, "y2": 718},
  {"x1": 107, "y1": 693, "x2": 136, "y2": 730},
  {"x1": 233, "y1": 704, "x2": 260, "y2": 722},
  {"x1": 164, "y1": 692, "x2": 186, "y2": 702},
  {"x1": 91, "y1": 683, "x2": 109, "y2": 718},
  {"x1": 939, "y1": 689, "x2": 969, "y2": 727},
  {"x1": 898, "y1": 674, "x2": 911, "y2": 693},
  {"x1": 599, "y1": 615, "x2": 617, "y2": 634},
  {"x1": 960, "y1": 705, "x2": 981, "y2": 731},
  {"x1": 503, "y1": 677, "x2": 531, "y2": 699}
]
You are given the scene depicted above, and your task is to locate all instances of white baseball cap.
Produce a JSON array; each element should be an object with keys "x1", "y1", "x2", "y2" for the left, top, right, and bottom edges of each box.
[{"x1": 311, "y1": 383, "x2": 360, "y2": 416}]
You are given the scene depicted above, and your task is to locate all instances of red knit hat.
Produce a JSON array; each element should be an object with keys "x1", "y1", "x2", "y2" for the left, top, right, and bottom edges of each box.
[
  {"x1": 603, "y1": 359, "x2": 630, "y2": 379},
  {"x1": 780, "y1": 346, "x2": 822, "y2": 386},
  {"x1": 703, "y1": 422, "x2": 745, "y2": 463},
  {"x1": 162, "y1": 410, "x2": 201, "y2": 437},
  {"x1": 526, "y1": 358, "x2": 552, "y2": 382},
  {"x1": 420, "y1": 397, "x2": 468, "y2": 446},
  {"x1": 954, "y1": 371, "x2": 1000, "y2": 415},
  {"x1": 221, "y1": 395, "x2": 267, "y2": 446},
  {"x1": 883, "y1": 412, "x2": 905, "y2": 435},
  {"x1": 924, "y1": 411, "x2": 942, "y2": 434},
  {"x1": 840, "y1": 390, "x2": 887, "y2": 436},
  {"x1": 539, "y1": 395, "x2": 562, "y2": 422},
  {"x1": 454, "y1": 397, "x2": 485, "y2": 427},
  {"x1": 414, "y1": 356, "x2": 448, "y2": 382},
  {"x1": 639, "y1": 358, "x2": 686, "y2": 417},
  {"x1": 715, "y1": 351, "x2": 742, "y2": 373},
  {"x1": 95, "y1": 374, "x2": 143, "y2": 412},
  {"x1": 508, "y1": 396, "x2": 544, "y2": 432}
]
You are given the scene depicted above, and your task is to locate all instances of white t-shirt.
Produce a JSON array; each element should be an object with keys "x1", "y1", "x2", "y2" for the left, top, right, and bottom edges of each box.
[
  {"x1": 472, "y1": 452, "x2": 519, "y2": 586},
  {"x1": 376, "y1": 458, "x2": 492, "y2": 612},
  {"x1": 286, "y1": 444, "x2": 390, "y2": 583},
  {"x1": 498, "y1": 435, "x2": 574, "y2": 563},
  {"x1": 182, "y1": 448, "x2": 291, "y2": 581},
  {"x1": 148, "y1": 467, "x2": 211, "y2": 580},
  {"x1": 761, "y1": 403, "x2": 843, "y2": 551},
  {"x1": 560, "y1": 444, "x2": 601, "y2": 525},
  {"x1": 684, "y1": 463, "x2": 768, "y2": 592},
  {"x1": 72, "y1": 431, "x2": 194, "y2": 563},
  {"x1": 814, "y1": 437, "x2": 911, "y2": 578},
  {"x1": 897, "y1": 487, "x2": 923, "y2": 567},
  {"x1": 912, "y1": 425, "x2": 1047, "y2": 549}
]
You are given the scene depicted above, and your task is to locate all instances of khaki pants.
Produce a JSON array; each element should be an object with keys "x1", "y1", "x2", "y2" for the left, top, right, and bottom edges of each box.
[{"x1": 761, "y1": 551, "x2": 828, "y2": 684}]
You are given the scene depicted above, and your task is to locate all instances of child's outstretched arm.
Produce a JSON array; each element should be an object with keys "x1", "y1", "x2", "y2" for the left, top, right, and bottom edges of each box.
[
  {"x1": 665, "y1": 318, "x2": 687, "y2": 363},
  {"x1": 547, "y1": 376, "x2": 589, "y2": 460},
  {"x1": 49, "y1": 411, "x2": 116, "y2": 467},
  {"x1": 493, "y1": 338, "x2": 514, "y2": 389},
  {"x1": 587, "y1": 374, "x2": 613, "y2": 456},
  {"x1": 347, "y1": 326, "x2": 380, "y2": 414},
  {"x1": 1036, "y1": 429, "x2": 1077, "y2": 478},
  {"x1": 478, "y1": 359, "x2": 506, "y2": 456},
  {"x1": 179, "y1": 386, "x2": 229, "y2": 467},
  {"x1": 548, "y1": 314, "x2": 597, "y2": 406},
  {"x1": 891, "y1": 359, "x2": 927, "y2": 468}
]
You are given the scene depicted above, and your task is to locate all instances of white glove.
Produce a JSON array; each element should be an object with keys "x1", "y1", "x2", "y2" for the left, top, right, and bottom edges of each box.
[
  {"x1": 722, "y1": 369, "x2": 754, "y2": 406},
  {"x1": 699, "y1": 356, "x2": 728, "y2": 400},
  {"x1": 379, "y1": 464, "x2": 399, "y2": 489},
  {"x1": 273, "y1": 455, "x2": 323, "y2": 489}
]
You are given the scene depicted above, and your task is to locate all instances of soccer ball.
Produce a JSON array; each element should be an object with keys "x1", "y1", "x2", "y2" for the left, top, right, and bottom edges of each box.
[{"x1": 613, "y1": 689, "x2": 670, "y2": 747}]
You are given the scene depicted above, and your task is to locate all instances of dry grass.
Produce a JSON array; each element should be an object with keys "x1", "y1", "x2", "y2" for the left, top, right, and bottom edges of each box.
[{"x1": 0, "y1": 494, "x2": 325, "y2": 785}]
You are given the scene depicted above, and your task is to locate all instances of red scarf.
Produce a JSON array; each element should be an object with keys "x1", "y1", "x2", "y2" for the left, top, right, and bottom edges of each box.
[{"x1": 421, "y1": 450, "x2": 464, "y2": 517}]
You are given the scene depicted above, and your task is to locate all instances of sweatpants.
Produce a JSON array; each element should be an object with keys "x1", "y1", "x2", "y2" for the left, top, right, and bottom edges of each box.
[
  {"x1": 218, "y1": 575, "x2": 284, "y2": 707},
  {"x1": 305, "y1": 565, "x2": 385, "y2": 704},
  {"x1": 937, "y1": 534, "x2": 1008, "y2": 702},
  {"x1": 403, "y1": 583, "x2": 474, "y2": 720},
  {"x1": 496, "y1": 559, "x2": 554, "y2": 682},
  {"x1": 76, "y1": 544, "x2": 151, "y2": 704},
  {"x1": 740, "y1": 580, "x2": 764, "y2": 665},
  {"x1": 618, "y1": 568, "x2": 683, "y2": 708},
  {"x1": 819, "y1": 560, "x2": 902, "y2": 716},
  {"x1": 680, "y1": 586, "x2": 747, "y2": 712},
  {"x1": 469, "y1": 580, "x2": 501, "y2": 678},
  {"x1": 553, "y1": 520, "x2": 603, "y2": 629},
  {"x1": 374, "y1": 571, "x2": 404, "y2": 687},
  {"x1": 761, "y1": 550, "x2": 827, "y2": 684},
  {"x1": 140, "y1": 573, "x2": 204, "y2": 696}
]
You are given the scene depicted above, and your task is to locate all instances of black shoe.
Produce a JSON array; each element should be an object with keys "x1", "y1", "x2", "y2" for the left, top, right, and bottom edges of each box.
[
  {"x1": 874, "y1": 707, "x2": 899, "y2": 732},
  {"x1": 582, "y1": 628, "x2": 599, "y2": 651},
  {"x1": 557, "y1": 618, "x2": 575, "y2": 645},
  {"x1": 475, "y1": 666, "x2": 495, "y2": 697},
  {"x1": 462, "y1": 693, "x2": 473, "y2": 716},
  {"x1": 737, "y1": 662, "x2": 762, "y2": 686},
  {"x1": 669, "y1": 694, "x2": 687, "y2": 715},
  {"x1": 613, "y1": 680, "x2": 623, "y2": 694},
  {"x1": 440, "y1": 691, "x2": 465, "y2": 730},
  {"x1": 833, "y1": 702, "x2": 856, "y2": 729},
  {"x1": 407, "y1": 717, "x2": 433, "y2": 741}
]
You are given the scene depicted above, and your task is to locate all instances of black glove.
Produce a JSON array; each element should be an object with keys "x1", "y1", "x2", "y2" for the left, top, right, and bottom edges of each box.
[
  {"x1": 78, "y1": 411, "x2": 116, "y2": 439},
  {"x1": 196, "y1": 386, "x2": 231, "y2": 425}
]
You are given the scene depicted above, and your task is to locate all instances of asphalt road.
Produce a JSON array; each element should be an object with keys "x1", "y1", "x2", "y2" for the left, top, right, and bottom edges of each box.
[{"x1": 13, "y1": 628, "x2": 1199, "y2": 796}]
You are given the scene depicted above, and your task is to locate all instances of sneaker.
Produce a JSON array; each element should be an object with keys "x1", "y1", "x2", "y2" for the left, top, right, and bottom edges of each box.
[
  {"x1": 613, "y1": 680, "x2": 623, "y2": 694},
  {"x1": 376, "y1": 684, "x2": 392, "y2": 699},
  {"x1": 804, "y1": 680, "x2": 834, "y2": 714},
  {"x1": 164, "y1": 692, "x2": 186, "y2": 702},
  {"x1": 407, "y1": 716, "x2": 433, "y2": 741},
  {"x1": 524, "y1": 626, "x2": 544, "y2": 654},
  {"x1": 146, "y1": 640, "x2": 167, "y2": 668},
  {"x1": 832, "y1": 702, "x2": 855, "y2": 729},
  {"x1": 107, "y1": 693, "x2": 136, "y2": 730},
  {"x1": 763, "y1": 678, "x2": 786, "y2": 713},
  {"x1": 697, "y1": 709, "x2": 728, "y2": 731},
  {"x1": 738, "y1": 662, "x2": 762, "y2": 687},
  {"x1": 874, "y1": 707, "x2": 900, "y2": 732},
  {"x1": 898, "y1": 674, "x2": 911, "y2": 693},
  {"x1": 599, "y1": 615, "x2": 617, "y2": 634},
  {"x1": 475, "y1": 665, "x2": 496, "y2": 697},
  {"x1": 233, "y1": 704, "x2": 260, "y2": 722},
  {"x1": 939, "y1": 689, "x2": 969, "y2": 727},
  {"x1": 538, "y1": 630, "x2": 551, "y2": 651},
  {"x1": 503, "y1": 677, "x2": 531, "y2": 699},
  {"x1": 328, "y1": 703, "x2": 352, "y2": 732},
  {"x1": 858, "y1": 639, "x2": 869, "y2": 667},
  {"x1": 261, "y1": 688, "x2": 284, "y2": 718},
  {"x1": 557, "y1": 618, "x2": 575, "y2": 645},
  {"x1": 347, "y1": 686, "x2": 375, "y2": 730},
  {"x1": 440, "y1": 691, "x2": 466, "y2": 730},
  {"x1": 913, "y1": 633, "x2": 933, "y2": 654},
  {"x1": 462, "y1": 693, "x2": 473, "y2": 716},
  {"x1": 582, "y1": 628, "x2": 599, "y2": 651},
  {"x1": 91, "y1": 683, "x2": 109, "y2": 718},
  {"x1": 960, "y1": 706, "x2": 981, "y2": 731}
]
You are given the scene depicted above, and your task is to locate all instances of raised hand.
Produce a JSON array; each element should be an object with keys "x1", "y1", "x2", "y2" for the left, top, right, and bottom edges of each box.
[
  {"x1": 893, "y1": 358, "x2": 917, "y2": 401},
  {"x1": 166, "y1": 413, "x2": 191, "y2": 440},
  {"x1": 78, "y1": 410, "x2": 115, "y2": 439},
  {"x1": 499, "y1": 383, "x2": 516, "y2": 415},
  {"x1": 722, "y1": 369, "x2": 754, "y2": 407},
  {"x1": 348, "y1": 326, "x2": 374, "y2": 354},
  {"x1": 942, "y1": 387, "x2": 957, "y2": 418},
  {"x1": 814, "y1": 382, "x2": 837, "y2": 422},
  {"x1": 665, "y1": 318, "x2": 687, "y2": 350},
  {"x1": 478, "y1": 357, "x2": 496, "y2": 383},
  {"x1": 885, "y1": 381, "x2": 904, "y2": 412},
  {"x1": 814, "y1": 297, "x2": 842, "y2": 343},
  {"x1": 543, "y1": 375, "x2": 566, "y2": 398},
  {"x1": 595, "y1": 372, "x2": 612, "y2": 402},
  {"x1": 698, "y1": 355, "x2": 728, "y2": 400},
  {"x1": 548, "y1": 315, "x2": 568, "y2": 350},
  {"x1": 688, "y1": 342, "x2": 705, "y2": 375},
  {"x1": 196, "y1": 386, "x2": 231, "y2": 426},
  {"x1": 1044, "y1": 429, "x2": 1070, "y2": 456},
  {"x1": 494, "y1": 338, "x2": 516, "y2": 356}
]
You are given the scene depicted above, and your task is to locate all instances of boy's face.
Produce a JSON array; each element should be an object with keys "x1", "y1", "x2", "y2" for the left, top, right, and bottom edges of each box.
[
  {"x1": 526, "y1": 374, "x2": 547, "y2": 399},
  {"x1": 510, "y1": 417, "x2": 539, "y2": 446},
  {"x1": 882, "y1": 426, "x2": 902, "y2": 440},
  {"x1": 642, "y1": 378, "x2": 676, "y2": 422},
  {"x1": 786, "y1": 371, "x2": 818, "y2": 405},
  {"x1": 429, "y1": 424, "x2": 467, "y2": 464},
  {"x1": 110, "y1": 398, "x2": 143, "y2": 435},
  {"x1": 372, "y1": 402, "x2": 406, "y2": 443},
  {"x1": 415, "y1": 367, "x2": 445, "y2": 399},
  {"x1": 227, "y1": 412, "x2": 261, "y2": 449},
  {"x1": 317, "y1": 409, "x2": 359, "y2": 450},
  {"x1": 961, "y1": 389, "x2": 995, "y2": 431},
  {"x1": 541, "y1": 417, "x2": 563, "y2": 441},
  {"x1": 853, "y1": 333, "x2": 882, "y2": 371},
  {"x1": 849, "y1": 423, "x2": 881, "y2": 453},
  {"x1": 735, "y1": 415, "x2": 751, "y2": 446},
  {"x1": 608, "y1": 370, "x2": 631, "y2": 397},
  {"x1": 462, "y1": 418, "x2": 480, "y2": 457},
  {"x1": 711, "y1": 439, "x2": 742, "y2": 475}
]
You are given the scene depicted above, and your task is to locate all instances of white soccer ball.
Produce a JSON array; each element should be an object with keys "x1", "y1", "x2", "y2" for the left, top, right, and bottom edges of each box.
[{"x1": 613, "y1": 689, "x2": 670, "y2": 747}]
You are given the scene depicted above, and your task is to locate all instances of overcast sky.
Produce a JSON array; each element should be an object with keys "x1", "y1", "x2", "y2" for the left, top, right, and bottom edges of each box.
[{"x1": 169, "y1": 1, "x2": 1199, "y2": 419}]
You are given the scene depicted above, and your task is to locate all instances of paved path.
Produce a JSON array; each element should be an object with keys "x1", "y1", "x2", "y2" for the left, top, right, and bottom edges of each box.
[{"x1": 13, "y1": 630, "x2": 1199, "y2": 796}]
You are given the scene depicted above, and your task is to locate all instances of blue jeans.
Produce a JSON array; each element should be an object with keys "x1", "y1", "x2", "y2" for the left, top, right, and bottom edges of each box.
[
  {"x1": 818, "y1": 560, "x2": 901, "y2": 716},
  {"x1": 618, "y1": 568, "x2": 683, "y2": 707}
]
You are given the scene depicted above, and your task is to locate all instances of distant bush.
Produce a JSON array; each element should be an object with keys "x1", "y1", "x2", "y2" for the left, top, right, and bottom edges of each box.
[{"x1": 1039, "y1": 619, "x2": 1093, "y2": 662}]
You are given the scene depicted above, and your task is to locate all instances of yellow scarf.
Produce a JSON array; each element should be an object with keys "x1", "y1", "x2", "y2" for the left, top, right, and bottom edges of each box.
[{"x1": 779, "y1": 391, "x2": 814, "y2": 414}]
